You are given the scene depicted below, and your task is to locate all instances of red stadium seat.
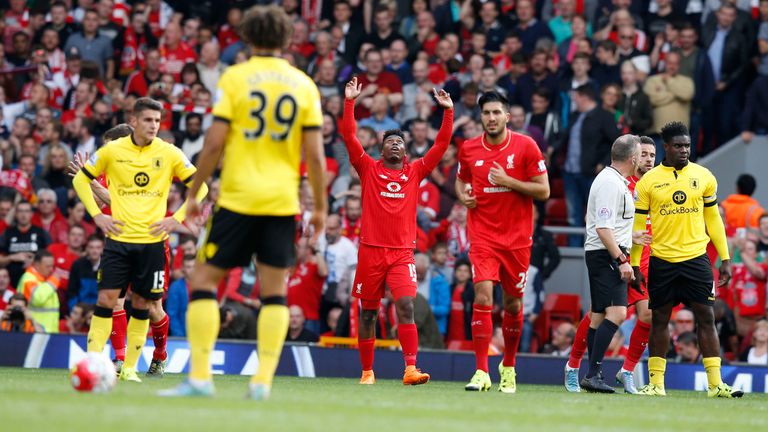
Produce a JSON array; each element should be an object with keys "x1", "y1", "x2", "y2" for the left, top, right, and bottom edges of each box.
[
  {"x1": 545, "y1": 198, "x2": 568, "y2": 226},
  {"x1": 544, "y1": 294, "x2": 582, "y2": 324}
]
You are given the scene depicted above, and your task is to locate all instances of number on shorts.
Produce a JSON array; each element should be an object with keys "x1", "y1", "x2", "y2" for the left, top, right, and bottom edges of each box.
[
  {"x1": 408, "y1": 263, "x2": 417, "y2": 283},
  {"x1": 152, "y1": 270, "x2": 165, "y2": 290},
  {"x1": 515, "y1": 271, "x2": 528, "y2": 292}
]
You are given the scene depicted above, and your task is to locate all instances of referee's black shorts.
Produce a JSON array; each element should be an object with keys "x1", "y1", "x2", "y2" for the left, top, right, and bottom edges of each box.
[
  {"x1": 648, "y1": 253, "x2": 715, "y2": 309},
  {"x1": 200, "y1": 207, "x2": 297, "y2": 269},
  {"x1": 585, "y1": 249, "x2": 628, "y2": 313},
  {"x1": 99, "y1": 239, "x2": 166, "y2": 301}
]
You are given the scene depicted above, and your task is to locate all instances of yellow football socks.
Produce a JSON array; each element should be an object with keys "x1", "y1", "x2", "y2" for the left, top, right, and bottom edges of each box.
[
  {"x1": 648, "y1": 356, "x2": 666, "y2": 387},
  {"x1": 124, "y1": 315, "x2": 150, "y2": 369},
  {"x1": 87, "y1": 314, "x2": 112, "y2": 353},
  {"x1": 703, "y1": 357, "x2": 723, "y2": 388},
  {"x1": 251, "y1": 304, "x2": 289, "y2": 387},
  {"x1": 186, "y1": 298, "x2": 220, "y2": 381}
]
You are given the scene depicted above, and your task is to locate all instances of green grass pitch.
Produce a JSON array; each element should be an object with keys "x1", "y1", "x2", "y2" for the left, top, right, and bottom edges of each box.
[{"x1": 2, "y1": 368, "x2": 767, "y2": 432}]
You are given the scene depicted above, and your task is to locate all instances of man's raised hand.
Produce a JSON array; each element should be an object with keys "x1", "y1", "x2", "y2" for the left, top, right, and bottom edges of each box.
[{"x1": 345, "y1": 77, "x2": 362, "y2": 100}]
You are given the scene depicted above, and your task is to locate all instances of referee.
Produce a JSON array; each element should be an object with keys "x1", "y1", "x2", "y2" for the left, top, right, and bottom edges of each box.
[{"x1": 581, "y1": 134, "x2": 640, "y2": 393}]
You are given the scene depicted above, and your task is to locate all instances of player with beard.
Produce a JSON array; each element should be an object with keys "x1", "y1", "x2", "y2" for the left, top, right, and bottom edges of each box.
[
  {"x1": 342, "y1": 76, "x2": 454, "y2": 385},
  {"x1": 565, "y1": 136, "x2": 656, "y2": 393},
  {"x1": 455, "y1": 91, "x2": 550, "y2": 393}
]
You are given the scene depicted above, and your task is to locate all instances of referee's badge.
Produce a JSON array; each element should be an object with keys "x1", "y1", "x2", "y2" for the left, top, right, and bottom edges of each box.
[
  {"x1": 598, "y1": 207, "x2": 613, "y2": 220},
  {"x1": 689, "y1": 178, "x2": 699, "y2": 189}
]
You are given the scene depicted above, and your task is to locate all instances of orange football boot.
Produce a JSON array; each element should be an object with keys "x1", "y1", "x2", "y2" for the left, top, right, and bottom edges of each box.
[
  {"x1": 359, "y1": 370, "x2": 376, "y2": 385},
  {"x1": 403, "y1": 366, "x2": 430, "y2": 385}
]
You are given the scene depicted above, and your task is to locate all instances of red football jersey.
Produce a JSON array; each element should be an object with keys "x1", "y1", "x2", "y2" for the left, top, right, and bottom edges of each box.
[
  {"x1": 342, "y1": 99, "x2": 453, "y2": 248},
  {"x1": 418, "y1": 178, "x2": 440, "y2": 219},
  {"x1": 731, "y1": 263, "x2": 768, "y2": 317},
  {"x1": 287, "y1": 261, "x2": 325, "y2": 321},
  {"x1": 628, "y1": 175, "x2": 651, "y2": 274},
  {"x1": 457, "y1": 130, "x2": 546, "y2": 250},
  {"x1": 160, "y1": 42, "x2": 197, "y2": 80}
]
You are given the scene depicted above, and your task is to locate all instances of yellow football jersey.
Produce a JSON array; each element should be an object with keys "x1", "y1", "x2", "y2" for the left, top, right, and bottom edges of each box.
[
  {"x1": 634, "y1": 162, "x2": 718, "y2": 262},
  {"x1": 82, "y1": 135, "x2": 196, "y2": 243},
  {"x1": 212, "y1": 56, "x2": 322, "y2": 216}
]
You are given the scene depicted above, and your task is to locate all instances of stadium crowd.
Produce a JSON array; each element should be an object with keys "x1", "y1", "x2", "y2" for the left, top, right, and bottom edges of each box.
[{"x1": 0, "y1": 0, "x2": 766, "y2": 365}]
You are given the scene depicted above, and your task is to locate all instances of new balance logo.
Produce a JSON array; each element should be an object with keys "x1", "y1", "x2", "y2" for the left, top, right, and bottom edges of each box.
[{"x1": 475, "y1": 160, "x2": 484, "y2": 167}]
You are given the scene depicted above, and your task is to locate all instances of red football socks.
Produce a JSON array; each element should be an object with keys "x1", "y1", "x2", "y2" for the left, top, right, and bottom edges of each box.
[
  {"x1": 471, "y1": 304, "x2": 493, "y2": 373},
  {"x1": 110, "y1": 309, "x2": 127, "y2": 361},
  {"x1": 623, "y1": 320, "x2": 650, "y2": 372},
  {"x1": 151, "y1": 314, "x2": 169, "y2": 361},
  {"x1": 398, "y1": 323, "x2": 418, "y2": 367},
  {"x1": 502, "y1": 310, "x2": 523, "y2": 367},
  {"x1": 568, "y1": 314, "x2": 591, "y2": 369},
  {"x1": 358, "y1": 337, "x2": 375, "y2": 371}
]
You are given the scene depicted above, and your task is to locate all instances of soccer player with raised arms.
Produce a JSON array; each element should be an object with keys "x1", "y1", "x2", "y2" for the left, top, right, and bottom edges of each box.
[
  {"x1": 72, "y1": 98, "x2": 208, "y2": 383},
  {"x1": 160, "y1": 5, "x2": 327, "y2": 400},
  {"x1": 342, "y1": 76, "x2": 453, "y2": 386},
  {"x1": 631, "y1": 122, "x2": 742, "y2": 398},
  {"x1": 455, "y1": 91, "x2": 550, "y2": 393}
]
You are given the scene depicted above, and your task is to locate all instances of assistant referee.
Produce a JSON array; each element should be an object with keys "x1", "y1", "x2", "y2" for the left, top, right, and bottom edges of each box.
[{"x1": 581, "y1": 134, "x2": 640, "y2": 393}]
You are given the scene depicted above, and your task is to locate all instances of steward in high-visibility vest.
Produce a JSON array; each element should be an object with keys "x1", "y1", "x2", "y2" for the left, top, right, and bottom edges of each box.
[{"x1": 18, "y1": 251, "x2": 60, "y2": 333}]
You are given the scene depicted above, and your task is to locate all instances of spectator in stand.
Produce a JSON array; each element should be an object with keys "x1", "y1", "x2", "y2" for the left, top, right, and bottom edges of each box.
[
  {"x1": 731, "y1": 239, "x2": 767, "y2": 335},
  {"x1": 740, "y1": 320, "x2": 768, "y2": 365},
  {"x1": 320, "y1": 214, "x2": 357, "y2": 307},
  {"x1": 332, "y1": 1, "x2": 365, "y2": 65},
  {"x1": 531, "y1": 206, "x2": 561, "y2": 281},
  {"x1": 196, "y1": 41, "x2": 225, "y2": 94},
  {"x1": 287, "y1": 305, "x2": 320, "y2": 343},
  {"x1": 64, "y1": 10, "x2": 114, "y2": 79},
  {"x1": 445, "y1": 261, "x2": 473, "y2": 349},
  {"x1": 549, "y1": 0, "x2": 593, "y2": 45},
  {"x1": 60, "y1": 302, "x2": 93, "y2": 334},
  {"x1": 701, "y1": 4, "x2": 749, "y2": 149},
  {"x1": 592, "y1": 40, "x2": 622, "y2": 87},
  {"x1": 0, "y1": 197, "x2": 14, "y2": 235},
  {"x1": 307, "y1": 32, "x2": 341, "y2": 78},
  {"x1": 614, "y1": 23, "x2": 650, "y2": 74},
  {"x1": 287, "y1": 237, "x2": 328, "y2": 335},
  {"x1": 515, "y1": 0, "x2": 555, "y2": 55},
  {"x1": 66, "y1": 234, "x2": 103, "y2": 312},
  {"x1": 741, "y1": 75, "x2": 768, "y2": 143},
  {"x1": 714, "y1": 298, "x2": 740, "y2": 360},
  {"x1": 42, "y1": 145, "x2": 72, "y2": 196},
  {"x1": 118, "y1": 5, "x2": 159, "y2": 79},
  {"x1": 49, "y1": 199, "x2": 96, "y2": 244},
  {"x1": 358, "y1": 94, "x2": 399, "y2": 133},
  {"x1": 386, "y1": 38, "x2": 412, "y2": 86},
  {"x1": 355, "y1": 48, "x2": 403, "y2": 119},
  {"x1": 526, "y1": 88, "x2": 562, "y2": 164},
  {"x1": 429, "y1": 243, "x2": 453, "y2": 285},
  {"x1": 38, "y1": 1, "x2": 79, "y2": 48},
  {"x1": 365, "y1": 5, "x2": 399, "y2": 50},
  {"x1": 0, "y1": 293, "x2": 43, "y2": 333},
  {"x1": 558, "y1": 14, "x2": 591, "y2": 65},
  {"x1": 674, "y1": 331, "x2": 702, "y2": 363},
  {"x1": 414, "y1": 253, "x2": 449, "y2": 335},
  {"x1": 17, "y1": 250, "x2": 59, "y2": 333},
  {"x1": 515, "y1": 48, "x2": 559, "y2": 111},
  {"x1": 556, "y1": 84, "x2": 619, "y2": 243},
  {"x1": 757, "y1": 214, "x2": 768, "y2": 256},
  {"x1": 0, "y1": 200, "x2": 51, "y2": 286},
  {"x1": 509, "y1": 105, "x2": 548, "y2": 152},
  {"x1": 324, "y1": 306, "x2": 343, "y2": 337},
  {"x1": 668, "y1": 308, "x2": 696, "y2": 357},
  {"x1": 124, "y1": 47, "x2": 162, "y2": 97},
  {"x1": 619, "y1": 60, "x2": 653, "y2": 135},
  {"x1": 47, "y1": 224, "x2": 85, "y2": 296},
  {"x1": 601, "y1": 83, "x2": 623, "y2": 124},
  {"x1": 407, "y1": 118, "x2": 432, "y2": 159},
  {"x1": 159, "y1": 21, "x2": 197, "y2": 81},
  {"x1": 17, "y1": 155, "x2": 47, "y2": 192},
  {"x1": 178, "y1": 113, "x2": 204, "y2": 161},
  {"x1": 220, "y1": 302, "x2": 257, "y2": 340},
  {"x1": 289, "y1": 19, "x2": 315, "y2": 60},
  {"x1": 166, "y1": 254, "x2": 194, "y2": 337},
  {"x1": 644, "y1": 51, "x2": 694, "y2": 153},
  {"x1": 558, "y1": 52, "x2": 599, "y2": 128},
  {"x1": 0, "y1": 268, "x2": 15, "y2": 311},
  {"x1": 721, "y1": 174, "x2": 765, "y2": 230},
  {"x1": 541, "y1": 322, "x2": 576, "y2": 356}
]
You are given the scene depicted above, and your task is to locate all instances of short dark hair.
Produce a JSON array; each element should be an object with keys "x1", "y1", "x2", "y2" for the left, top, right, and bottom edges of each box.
[
  {"x1": 103, "y1": 123, "x2": 133, "y2": 142},
  {"x1": 86, "y1": 234, "x2": 105, "y2": 244},
  {"x1": 183, "y1": 254, "x2": 197, "y2": 263},
  {"x1": 676, "y1": 331, "x2": 698, "y2": 347},
  {"x1": 133, "y1": 97, "x2": 164, "y2": 116},
  {"x1": 364, "y1": 48, "x2": 382, "y2": 61},
  {"x1": 382, "y1": 129, "x2": 405, "y2": 142},
  {"x1": 736, "y1": 174, "x2": 757, "y2": 196},
  {"x1": 660, "y1": 121, "x2": 689, "y2": 143},
  {"x1": 572, "y1": 52, "x2": 591, "y2": 63},
  {"x1": 239, "y1": 4, "x2": 293, "y2": 50},
  {"x1": 574, "y1": 84, "x2": 596, "y2": 101},
  {"x1": 34, "y1": 250, "x2": 53, "y2": 262},
  {"x1": 597, "y1": 40, "x2": 617, "y2": 53},
  {"x1": 640, "y1": 135, "x2": 655, "y2": 145},
  {"x1": 478, "y1": 91, "x2": 509, "y2": 110},
  {"x1": 510, "y1": 52, "x2": 527, "y2": 65},
  {"x1": 186, "y1": 113, "x2": 203, "y2": 125},
  {"x1": 533, "y1": 87, "x2": 552, "y2": 102}
]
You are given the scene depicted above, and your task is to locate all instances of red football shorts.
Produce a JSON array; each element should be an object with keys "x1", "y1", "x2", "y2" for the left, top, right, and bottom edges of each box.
[
  {"x1": 469, "y1": 244, "x2": 530, "y2": 298},
  {"x1": 627, "y1": 261, "x2": 649, "y2": 306},
  {"x1": 352, "y1": 244, "x2": 416, "y2": 303}
]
